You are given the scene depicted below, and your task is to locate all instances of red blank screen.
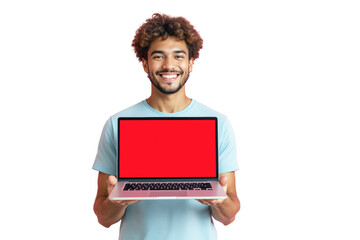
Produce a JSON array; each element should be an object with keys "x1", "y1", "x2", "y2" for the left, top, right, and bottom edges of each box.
[{"x1": 119, "y1": 119, "x2": 217, "y2": 178}]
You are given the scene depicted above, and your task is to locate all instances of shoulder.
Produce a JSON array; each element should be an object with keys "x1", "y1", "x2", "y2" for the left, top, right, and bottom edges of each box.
[
  {"x1": 106, "y1": 101, "x2": 148, "y2": 126},
  {"x1": 192, "y1": 101, "x2": 225, "y2": 117},
  {"x1": 192, "y1": 100, "x2": 232, "y2": 127},
  {"x1": 112, "y1": 101, "x2": 147, "y2": 118}
]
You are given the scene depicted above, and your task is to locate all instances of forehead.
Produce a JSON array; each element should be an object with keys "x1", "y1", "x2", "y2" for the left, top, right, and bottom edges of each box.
[{"x1": 148, "y1": 36, "x2": 189, "y2": 55}]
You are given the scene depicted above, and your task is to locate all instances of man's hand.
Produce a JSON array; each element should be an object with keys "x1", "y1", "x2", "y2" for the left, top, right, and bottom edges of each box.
[
  {"x1": 94, "y1": 172, "x2": 140, "y2": 227},
  {"x1": 107, "y1": 175, "x2": 140, "y2": 206},
  {"x1": 196, "y1": 172, "x2": 240, "y2": 225},
  {"x1": 196, "y1": 175, "x2": 228, "y2": 206}
]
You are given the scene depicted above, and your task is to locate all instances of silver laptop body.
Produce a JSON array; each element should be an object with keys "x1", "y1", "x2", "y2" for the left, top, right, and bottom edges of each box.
[{"x1": 109, "y1": 117, "x2": 227, "y2": 200}]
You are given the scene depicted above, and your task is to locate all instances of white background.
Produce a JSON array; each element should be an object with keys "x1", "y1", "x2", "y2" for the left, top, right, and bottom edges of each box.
[{"x1": 1, "y1": 0, "x2": 359, "y2": 239}]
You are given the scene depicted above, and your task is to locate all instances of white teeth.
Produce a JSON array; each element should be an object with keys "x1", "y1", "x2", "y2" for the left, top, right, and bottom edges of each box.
[{"x1": 161, "y1": 75, "x2": 178, "y2": 79}]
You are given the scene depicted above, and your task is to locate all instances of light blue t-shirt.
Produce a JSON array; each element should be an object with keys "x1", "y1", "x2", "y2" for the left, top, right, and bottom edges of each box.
[{"x1": 93, "y1": 100, "x2": 238, "y2": 240}]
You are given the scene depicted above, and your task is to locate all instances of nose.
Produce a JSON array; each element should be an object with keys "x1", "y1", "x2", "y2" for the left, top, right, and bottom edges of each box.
[{"x1": 162, "y1": 57, "x2": 176, "y2": 70}]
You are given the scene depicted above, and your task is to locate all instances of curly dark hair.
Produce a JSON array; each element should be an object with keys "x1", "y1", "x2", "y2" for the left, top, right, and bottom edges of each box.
[{"x1": 132, "y1": 13, "x2": 203, "y2": 62}]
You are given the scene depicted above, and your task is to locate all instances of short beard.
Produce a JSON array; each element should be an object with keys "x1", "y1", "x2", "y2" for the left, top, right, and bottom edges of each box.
[{"x1": 148, "y1": 70, "x2": 190, "y2": 95}]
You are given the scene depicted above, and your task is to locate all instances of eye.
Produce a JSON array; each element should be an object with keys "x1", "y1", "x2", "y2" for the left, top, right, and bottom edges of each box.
[
  {"x1": 175, "y1": 55, "x2": 185, "y2": 59},
  {"x1": 153, "y1": 55, "x2": 164, "y2": 60}
]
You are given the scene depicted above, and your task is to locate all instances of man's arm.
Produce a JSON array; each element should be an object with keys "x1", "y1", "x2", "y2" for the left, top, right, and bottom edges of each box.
[
  {"x1": 197, "y1": 172, "x2": 240, "y2": 225},
  {"x1": 93, "y1": 172, "x2": 140, "y2": 228}
]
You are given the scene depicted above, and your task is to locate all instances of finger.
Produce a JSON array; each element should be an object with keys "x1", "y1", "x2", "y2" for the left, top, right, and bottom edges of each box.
[
  {"x1": 113, "y1": 200, "x2": 141, "y2": 206},
  {"x1": 107, "y1": 175, "x2": 117, "y2": 195},
  {"x1": 124, "y1": 200, "x2": 141, "y2": 206},
  {"x1": 108, "y1": 175, "x2": 117, "y2": 185},
  {"x1": 110, "y1": 200, "x2": 124, "y2": 206},
  {"x1": 207, "y1": 200, "x2": 217, "y2": 205},
  {"x1": 219, "y1": 176, "x2": 228, "y2": 187},
  {"x1": 197, "y1": 199, "x2": 212, "y2": 206}
]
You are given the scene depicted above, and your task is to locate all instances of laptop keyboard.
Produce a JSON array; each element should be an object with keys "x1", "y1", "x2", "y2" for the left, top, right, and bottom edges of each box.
[{"x1": 123, "y1": 182, "x2": 213, "y2": 191}]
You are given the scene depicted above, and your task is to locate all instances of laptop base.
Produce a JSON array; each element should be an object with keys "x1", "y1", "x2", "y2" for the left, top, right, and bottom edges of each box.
[{"x1": 109, "y1": 181, "x2": 227, "y2": 200}]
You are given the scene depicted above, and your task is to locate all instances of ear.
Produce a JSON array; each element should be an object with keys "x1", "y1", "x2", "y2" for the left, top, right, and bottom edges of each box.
[
  {"x1": 189, "y1": 58, "x2": 194, "y2": 72},
  {"x1": 142, "y1": 58, "x2": 149, "y2": 73}
]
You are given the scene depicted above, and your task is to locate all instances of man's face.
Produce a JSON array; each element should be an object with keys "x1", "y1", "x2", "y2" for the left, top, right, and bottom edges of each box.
[{"x1": 142, "y1": 36, "x2": 194, "y2": 94}]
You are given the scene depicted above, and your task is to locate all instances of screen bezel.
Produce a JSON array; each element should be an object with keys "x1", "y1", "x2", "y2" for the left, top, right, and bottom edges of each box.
[{"x1": 117, "y1": 117, "x2": 219, "y2": 181}]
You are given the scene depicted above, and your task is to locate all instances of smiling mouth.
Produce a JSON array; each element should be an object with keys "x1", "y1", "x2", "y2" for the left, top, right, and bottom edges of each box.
[{"x1": 157, "y1": 72, "x2": 181, "y2": 82}]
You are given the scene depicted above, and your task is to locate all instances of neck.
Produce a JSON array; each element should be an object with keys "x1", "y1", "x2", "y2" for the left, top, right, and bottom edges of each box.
[{"x1": 146, "y1": 86, "x2": 192, "y2": 113}]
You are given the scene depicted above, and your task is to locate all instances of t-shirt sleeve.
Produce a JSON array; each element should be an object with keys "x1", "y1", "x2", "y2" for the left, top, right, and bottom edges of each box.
[
  {"x1": 92, "y1": 118, "x2": 117, "y2": 176},
  {"x1": 218, "y1": 117, "x2": 239, "y2": 174}
]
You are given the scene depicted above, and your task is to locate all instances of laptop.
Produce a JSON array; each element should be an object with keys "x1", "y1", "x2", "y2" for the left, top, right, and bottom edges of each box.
[{"x1": 109, "y1": 117, "x2": 227, "y2": 200}]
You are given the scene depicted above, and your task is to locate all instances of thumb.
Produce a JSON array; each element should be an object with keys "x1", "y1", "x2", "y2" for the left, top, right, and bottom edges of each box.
[
  {"x1": 219, "y1": 175, "x2": 228, "y2": 187},
  {"x1": 107, "y1": 175, "x2": 117, "y2": 195}
]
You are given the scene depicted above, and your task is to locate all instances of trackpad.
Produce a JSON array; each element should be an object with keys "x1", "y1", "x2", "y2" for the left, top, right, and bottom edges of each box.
[{"x1": 149, "y1": 191, "x2": 188, "y2": 197}]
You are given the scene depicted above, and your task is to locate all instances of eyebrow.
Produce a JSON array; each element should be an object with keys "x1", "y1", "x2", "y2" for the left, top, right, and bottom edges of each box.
[{"x1": 150, "y1": 50, "x2": 187, "y2": 56}]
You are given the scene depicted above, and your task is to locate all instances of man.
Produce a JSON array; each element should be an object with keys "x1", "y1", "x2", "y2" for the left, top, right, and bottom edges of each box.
[{"x1": 93, "y1": 13, "x2": 240, "y2": 240}]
